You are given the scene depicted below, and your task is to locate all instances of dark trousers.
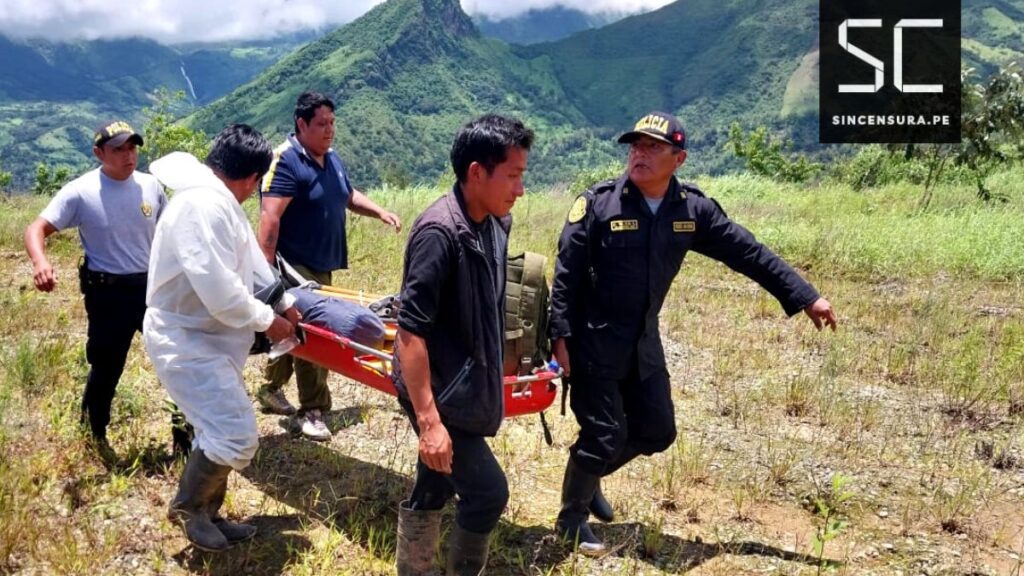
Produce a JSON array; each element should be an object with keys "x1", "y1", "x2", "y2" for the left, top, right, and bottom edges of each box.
[
  {"x1": 262, "y1": 265, "x2": 332, "y2": 413},
  {"x1": 568, "y1": 351, "x2": 677, "y2": 477},
  {"x1": 399, "y1": 399, "x2": 509, "y2": 535},
  {"x1": 80, "y1": 273, "x2": 147, "y2": 439}
]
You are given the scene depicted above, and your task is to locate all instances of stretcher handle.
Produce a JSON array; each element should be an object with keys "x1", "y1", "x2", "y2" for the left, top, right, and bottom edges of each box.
[
  {"x1": 509, "y1": 370, "x2": 562, "y2": 385},
  {"x1": 339, "y1": 336, "x2": 560, "y2": 385},
  {"x1": 302, "y1": 326, "x2": 394, "y2": 363},
  {"x1": 301, "y1": 323, "x2": 563, "y2": 387}
]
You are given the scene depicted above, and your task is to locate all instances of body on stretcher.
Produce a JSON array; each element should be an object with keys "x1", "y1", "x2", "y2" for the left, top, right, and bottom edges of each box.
[{"x1": 287, "y1": 285, "x2": 560, "y2": 418}]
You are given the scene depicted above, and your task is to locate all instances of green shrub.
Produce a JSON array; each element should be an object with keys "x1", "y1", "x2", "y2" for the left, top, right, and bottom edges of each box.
[
  {"x1": 727, "y1": 123, "x2": 822, "y2": 183},
  {"x1": 568, "y1": 160, "x2": 623, "y2": 194},
  {"x1": 140, "y1": 88, "x2": 211, "y2": 166},
  {"x1": 31, "y1": 163, "x2": 71, "y2": 197}
]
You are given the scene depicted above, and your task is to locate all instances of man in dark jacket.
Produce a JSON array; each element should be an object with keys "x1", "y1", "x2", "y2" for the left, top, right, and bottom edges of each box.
[
  {"x1": 392, "y1": 114, "x2": 534, "y2": 575},
  {"x1": 549, "y1": 111, "x2": 838, "y2": 555}
]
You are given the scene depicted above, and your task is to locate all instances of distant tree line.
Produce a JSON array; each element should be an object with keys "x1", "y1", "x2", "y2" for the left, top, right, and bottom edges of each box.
[
  {"x1": 0, "y1": 164, "x2": 10, "y2": 194},
  {"x1": 727, "y1": 65, "x2": 1024, "y2": 206},
  {"x1": 19, "y1": 65, "x2": 1022, "y2": 200}
]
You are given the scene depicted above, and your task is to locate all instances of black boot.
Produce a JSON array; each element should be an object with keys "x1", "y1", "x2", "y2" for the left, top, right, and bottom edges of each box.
[
  {"x1": 168, "y1": 449, "x2": 230, "y2": 552},
  {"x1": 396, "y1": 500, "x2": 442, "y2": 575},
  {"x1": 446, "y1": 523, "x2": 490, "y2": 576},
  {"x1": 589, "y1": 481, "x2": 614, "y2": 523},
  {"x1": 208, "y1": 471, "x2": 257, "y2": 543},
  {"x1": 590, "y1": 444, "x2": 640, "y2": 523},
  {"x1": 88, "y1": 435, "x2": 119, "y2": 468},
  {"x1": 555, "y1": 457, "x2": 607, "y2": 556},
  {"x1": 171, "y1": 418, "x2": 194, "y2": 460},
  {"x1": 166, "y1": 400, "x2": 193, "y2": 460}
]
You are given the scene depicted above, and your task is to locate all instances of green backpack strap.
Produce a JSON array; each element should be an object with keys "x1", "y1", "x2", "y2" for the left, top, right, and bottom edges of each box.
[
  {"x1": 503, "y1": 251, "x2": 551, "y2": 376},
  {"x1": 504, "y1": 253, "x2": 526, "y2": 376},
  {"x1": 519, "y1": 252, "x2": 549, "y2": 371}
]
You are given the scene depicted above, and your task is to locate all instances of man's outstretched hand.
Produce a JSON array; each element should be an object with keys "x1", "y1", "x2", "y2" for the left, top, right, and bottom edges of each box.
[{"x1": 804, "y1": 297, "x2": 838, "y2": 331}]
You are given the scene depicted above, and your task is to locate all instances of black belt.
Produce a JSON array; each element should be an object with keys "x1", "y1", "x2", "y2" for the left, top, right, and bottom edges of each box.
[{"x1": 79, "y1": 266, "x2": 148, "y2": 288}]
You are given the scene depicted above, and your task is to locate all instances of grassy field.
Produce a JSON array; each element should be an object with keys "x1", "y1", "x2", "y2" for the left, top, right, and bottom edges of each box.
[{"x1": 1, "y1": 169, "x2": 1023, "y2": 575}]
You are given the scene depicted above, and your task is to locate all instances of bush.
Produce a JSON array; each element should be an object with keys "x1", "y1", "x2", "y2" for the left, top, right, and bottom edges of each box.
[
  {"x1": 0, "y1": 164, "x2": 11, "y2": 194},
  {"x1": 727, "y1": 123, "x2": 821, "y2": 183},
  {"x1": 568, "y1": 160, "x2": 623, "y2": 194},
  {"x1": 140, "y1": 88, "x2": 211, "y2": 166},
  {"x1": 31, "y1": 164, "x2": 71, "y2": 197},
  {"x1": 958, "y1": 65, "x2": 1024, "y2": 200},
  {"x1": 832, "y1": 67, "x2": 1024, "y2": 200}
]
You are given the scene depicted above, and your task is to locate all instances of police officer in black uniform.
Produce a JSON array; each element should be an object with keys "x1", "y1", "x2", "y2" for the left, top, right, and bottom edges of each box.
[{"x1": 549, "y1": 111, "x2": 838, "y2": 555}]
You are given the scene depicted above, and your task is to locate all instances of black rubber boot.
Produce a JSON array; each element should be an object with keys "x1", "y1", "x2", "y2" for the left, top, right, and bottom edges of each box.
[
  {"x1": 589, "y1": 444, "x2": 640, "y2": 523},
  {"x1": 589, "y1": 481, "x2": 614, "y2": 523},
  {"x1": 208, "y1": 472, "x2": 257, "y2": 543},
  {"x1": 171, "y1": 414, "x2": 194, "y2": 460},
  {"x1": 89, "y1": 436, "x2": 119, "y2": 468},
  {"x1": 396, "y1": 499, "x2": 442, "y2": 575},
  {"x1": 555, "y1": 457, "x2": 607, "y2": 556},
  {"x1": 446, "y1": 523, "x2": 490, "y2": 576},
  {"x1": 168, "y1": 449, "x2": 230, "y2": 552}
]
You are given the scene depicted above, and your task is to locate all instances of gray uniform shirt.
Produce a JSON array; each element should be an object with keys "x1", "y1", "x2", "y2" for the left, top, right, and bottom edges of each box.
[{"x1": 40, "y1": 168, "x2": 166, "y2": 274}]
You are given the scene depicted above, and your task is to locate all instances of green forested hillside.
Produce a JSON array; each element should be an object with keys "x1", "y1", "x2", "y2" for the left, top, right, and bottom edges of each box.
[
  {"x1": 0, "y1": 35, "x2": 308, "y2": 186},
  {"x1": 193, "y1": 0, "x2": 829, "y2": 181},
  {"x1": 0, "y1": 37, "x2": 181, "y2": 105},
  {"x1": 188, "y1": 0, "x2": 620, "y2": 187},
  {"x1": 474, "y1": 7, "x2": 627, "y2": 45},
  {"x1": 523, "y1": 0, "x2": 1023, "y2": 172},
  {"x1": 522, "y1": 0, "x2": 821, "y2": 173},
  {"x1": 963, "y1": 0, "x2": 1024, "y2": 77},
  {"x1": 5, "y1": 0, "x2": 1023, "y2": 188}
]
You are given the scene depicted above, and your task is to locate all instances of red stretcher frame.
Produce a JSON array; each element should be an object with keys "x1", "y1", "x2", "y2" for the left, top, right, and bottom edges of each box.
[{"x1": 287, "y1": 287, "x2": 559, "y2": 418}]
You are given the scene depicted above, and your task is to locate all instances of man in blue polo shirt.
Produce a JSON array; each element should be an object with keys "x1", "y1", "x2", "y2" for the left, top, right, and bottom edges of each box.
[{"x1": 257, "y1": 91, "x2": 401, "y2": 440}]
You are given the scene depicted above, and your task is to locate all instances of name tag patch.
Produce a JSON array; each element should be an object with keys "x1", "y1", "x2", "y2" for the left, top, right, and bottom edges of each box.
[
  {"x1": 673, "y1": 221, "x2": 696, "y2": 233},
  {"x1": 610, "y1": 219, "x2": 639, "y2": 232}
]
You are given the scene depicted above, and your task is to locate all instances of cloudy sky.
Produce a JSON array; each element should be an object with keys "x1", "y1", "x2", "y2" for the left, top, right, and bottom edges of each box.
[{"x1": 0, "y1": 0, "x2": 674, "y2": 44}]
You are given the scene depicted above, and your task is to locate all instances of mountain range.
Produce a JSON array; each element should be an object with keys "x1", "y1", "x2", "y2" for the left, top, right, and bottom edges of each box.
[
  {"x1": 2, "y1": 0, "x2": 1022, "y2": 188},
  {"x1": 0, "y1": 33, "x2": 313, "y2": 186},
  {"x1": 473, "y1": 7, "x2": 628, "y2": 45},
  {"x1": 187, "y1": 0, "x2": 618, "y2": 187}
]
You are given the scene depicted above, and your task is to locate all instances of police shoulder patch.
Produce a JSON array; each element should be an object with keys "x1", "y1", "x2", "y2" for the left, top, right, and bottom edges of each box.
[
  {"x1": 567, "y1": 195, "x2": 587, "y2": 224},
  {"x1": 680, "y1": 183, "x2": 706, "y2": 198}
]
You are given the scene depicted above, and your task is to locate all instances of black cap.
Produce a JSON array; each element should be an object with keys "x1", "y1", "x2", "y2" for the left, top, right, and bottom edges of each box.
[
  {"x1": 617, "y1": 111, "x2": 686, "y2": 150},
  {"x1": 93, "y1": 120, "x2": 144, "y2": 149}
]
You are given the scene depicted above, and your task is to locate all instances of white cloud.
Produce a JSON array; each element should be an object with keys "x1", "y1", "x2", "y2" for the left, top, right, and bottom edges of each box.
[
  {"x1": 0, "y1": 0, "x2": 671, "y2": 44},
  {"x1": 0, "y1": 0, "x2": 385, "y2": 43}
]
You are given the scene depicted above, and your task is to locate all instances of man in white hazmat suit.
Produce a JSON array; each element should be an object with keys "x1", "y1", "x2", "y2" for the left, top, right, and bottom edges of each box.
[{"x1": 144, "y1": 124, "x2": 299, "y2": 552}]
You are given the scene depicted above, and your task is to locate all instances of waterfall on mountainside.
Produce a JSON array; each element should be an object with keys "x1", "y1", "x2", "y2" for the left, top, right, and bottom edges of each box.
[{"x1": 179, "y1": 61, "x2": 197, "y2": 101}]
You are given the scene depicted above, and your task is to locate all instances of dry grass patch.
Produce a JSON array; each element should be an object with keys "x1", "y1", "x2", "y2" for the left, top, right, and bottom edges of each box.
[{"x1": 2, "y1": 176, "x2": 1024, "y2": 574}]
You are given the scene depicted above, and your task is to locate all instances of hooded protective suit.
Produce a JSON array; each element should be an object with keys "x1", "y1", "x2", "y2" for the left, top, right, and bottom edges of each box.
[{"x1": 143, "y1": 152, "x2": 293, "y2": 470}]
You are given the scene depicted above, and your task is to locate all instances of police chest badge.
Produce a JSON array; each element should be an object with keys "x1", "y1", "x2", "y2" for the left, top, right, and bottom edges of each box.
[
  {"x1": 567, "y1": 196, "x2": 587, "y2": 224},
  {"x1": 610, "y1": 219, "x2": 639, "y2": 232},
  {"x1": 140, "y1": 201, "x2": 153, "y2": 218},
  {"x1": 673, "y1": 221, "x2": 696, "y2": 233}
]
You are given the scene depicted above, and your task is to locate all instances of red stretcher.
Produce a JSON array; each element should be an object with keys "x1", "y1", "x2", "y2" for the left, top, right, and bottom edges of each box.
[{"x1": 287, "y1": 286, "x2": 559, "y2": 418}]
